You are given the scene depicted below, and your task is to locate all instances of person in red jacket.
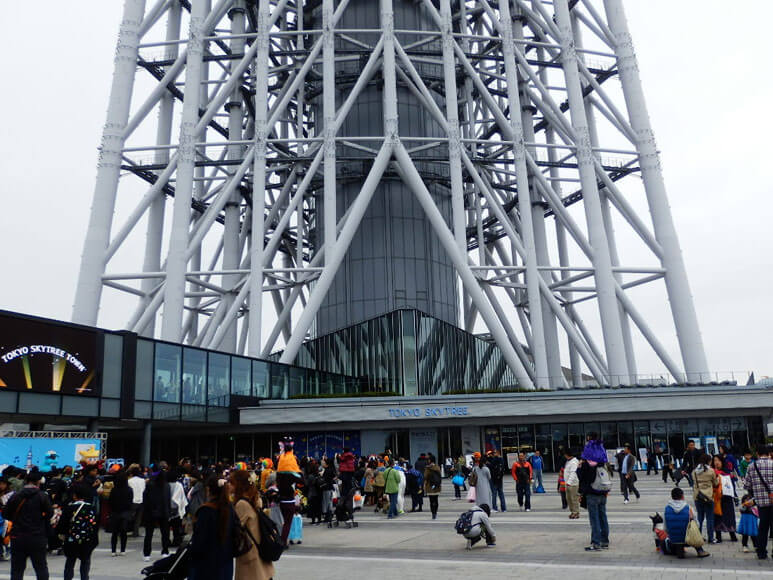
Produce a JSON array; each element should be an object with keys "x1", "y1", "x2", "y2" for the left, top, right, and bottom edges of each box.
[
  {"x1": 511, "y1": 453, "x2": 533, "y2": 511},
  {"x1": 338, "y1": 448, "x2": 356, "y2": 497}
]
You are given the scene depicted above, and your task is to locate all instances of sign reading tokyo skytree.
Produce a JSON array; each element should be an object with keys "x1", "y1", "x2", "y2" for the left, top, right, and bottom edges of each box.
[{"x1": 0, "y1": 311, "x2": 98, "y2": 395}]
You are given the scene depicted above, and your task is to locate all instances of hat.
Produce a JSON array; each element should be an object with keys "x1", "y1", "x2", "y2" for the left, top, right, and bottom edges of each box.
[
  {"x1": 109, "y1": 464, "x2": 122, "y2": 473},
  {"x1": 473, "y1": 452, "x2": 481, "y2": 459},
  {"x1": 234, "y1": 462, "x2": 248, "y2": 471}
]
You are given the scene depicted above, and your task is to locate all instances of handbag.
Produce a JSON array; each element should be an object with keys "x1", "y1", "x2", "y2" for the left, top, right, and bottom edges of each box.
[
  {"x1": 468, "y1": 469, "x2": 478, "y2": 487},
  {"x1": 466, "y1": 486, "x2": 476, "y2": 503},
  {"x1": 685, "y1": 519, "x2": 704, "y2": 548},
  {"x1": 720, "y1": 474, "x2": 735, "y2": 497},
  {"x1": 452, "y1": 474, "x2": 465, "y2": 487}
]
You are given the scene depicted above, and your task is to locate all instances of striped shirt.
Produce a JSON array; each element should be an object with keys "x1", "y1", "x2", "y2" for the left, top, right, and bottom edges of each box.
[{"x1": 744, "y1": 457, "x2": 773, "y2": 507}]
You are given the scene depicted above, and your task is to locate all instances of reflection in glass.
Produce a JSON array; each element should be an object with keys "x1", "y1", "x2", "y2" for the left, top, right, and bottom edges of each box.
[
  {"x1": 182, "y1": 348, "x2": 206, "y2": 404},
  {"x1": 154, "y1": 343, "x2": 181, "y2": 403},
  {"x1": 232, "y1": 357, "x2": 251, "y2": 397},
  {"x1": 252, "y1": 360, "x2": 268, "y2": 398},
  {"x1": 208, "y1": 352, "x2": 230, "y2": 406}
]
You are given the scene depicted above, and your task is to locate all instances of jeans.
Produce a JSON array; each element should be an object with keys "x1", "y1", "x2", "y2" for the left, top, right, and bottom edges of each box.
[
  {"x1": 516, "y1": 482, "x2": 531, "y2": 510},
  {"x1": 647, "y1": 460, "x2": 658, "y2": 475},
  {"x1": 695, "y1": 500, "x2": 715, "y2": 542},
  {"x1": 143, "y1": 518, "x2": 170, "y2": 557},
  {"x1": 586, "y1": 493, "x2": 610, "y2": 547},
  {"x1": 490, "y1": 481, "x2": 507, "y2": 511},
  {"x1": 387, "y1": 492, "x2": 399, "y2": 518},
  {"x1": 410, "y1": 491, "x2": 423, "y2": 511},
  {"x1": 10, "y1": 535, "x2": 49, "y2": 580},
  {"x1": 63, "y1": 545, "x2": 93, "y2": 580},
  {"x1": 454, "y1": 484, "x2": 462, "y2": 499},
  {"x1": 532, "y1": 470, "x2": 544, "y2": 491},
  {"x1": 677, "y1": 471, "x2": 694, "y2": 487},
  {"x1": 758, "y1": 505, "x2": 772, "y2": 558}
]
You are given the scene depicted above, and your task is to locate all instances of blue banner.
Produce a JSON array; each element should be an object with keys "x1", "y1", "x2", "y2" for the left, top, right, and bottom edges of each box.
[
  {"x1": 0, "y1": 437, "x2": 103, "y2": 472},
  {"x1": 326, "y1": 432, "x2": 343, "y2": 458},
  {"x1": 344, "y1": 431, "x2": 361, "y2": 456}
]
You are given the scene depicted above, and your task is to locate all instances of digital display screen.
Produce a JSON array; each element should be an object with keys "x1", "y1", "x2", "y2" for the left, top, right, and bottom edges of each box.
[{"x1": 0, "y1": 311, "x2": 100, "y2": 396}]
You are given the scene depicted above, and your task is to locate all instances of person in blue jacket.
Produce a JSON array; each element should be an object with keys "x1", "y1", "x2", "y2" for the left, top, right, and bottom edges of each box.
[
  {"x1": 660, "y1": 487, "x2": 710, "y2": 558},
  {"x1": 530, "y1": 450, "x2": 544, "y2": 493}
]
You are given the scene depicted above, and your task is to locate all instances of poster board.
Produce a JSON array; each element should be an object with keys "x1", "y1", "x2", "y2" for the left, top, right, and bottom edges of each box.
[{"x1": 0, "y1": 436, "x2": 104, "y2": 472}]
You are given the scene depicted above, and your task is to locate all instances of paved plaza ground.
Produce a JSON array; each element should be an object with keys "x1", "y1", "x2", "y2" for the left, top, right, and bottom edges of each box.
[{"x1": 2, "y1": 474, "x2": 772, "y2": 579}]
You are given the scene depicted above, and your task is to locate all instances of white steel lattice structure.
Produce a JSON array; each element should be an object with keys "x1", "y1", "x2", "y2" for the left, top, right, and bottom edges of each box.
[{"x1": 73, "y1": 0, "x2": 710, "y2": 390}]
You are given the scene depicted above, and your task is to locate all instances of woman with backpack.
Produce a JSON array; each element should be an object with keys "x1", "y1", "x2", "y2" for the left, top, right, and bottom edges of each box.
[
  {"x1": 107, "y1": 471, "x2": 133, "y2": 557},
  {"x1": 189, "y1": 476, "x2": 234, "y2": 580},
  {"x1": 230, "y1": 470, "x2": 274, "y2": 580},
  {"x1": 57, "y1": 483, "x2": 99, "y2": 580},
  {"x1": 423, "y1": 455, "x2": 442, "y2": 519}
]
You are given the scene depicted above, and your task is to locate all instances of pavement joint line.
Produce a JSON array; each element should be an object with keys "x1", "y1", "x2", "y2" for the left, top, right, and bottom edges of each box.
[{"x1": 281, "y1": 554, "x2": 773, "y2": 575}]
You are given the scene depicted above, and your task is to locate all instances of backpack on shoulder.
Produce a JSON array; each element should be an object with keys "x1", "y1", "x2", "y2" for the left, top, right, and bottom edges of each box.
[
  {"x1": 454, "y1": 511, "x2": 474, "y2": 535},
  {"x1": 590, "y1": 465, "x2": 612, "y2": 493},
  {"x1": 67, "y1": 503, "x2": 98, "y2": 546}
]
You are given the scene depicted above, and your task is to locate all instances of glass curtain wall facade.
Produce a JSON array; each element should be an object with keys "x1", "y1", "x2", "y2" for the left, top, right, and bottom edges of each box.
[{"x1": 281, "y1": 309, "x2": 521, "y2": 395}]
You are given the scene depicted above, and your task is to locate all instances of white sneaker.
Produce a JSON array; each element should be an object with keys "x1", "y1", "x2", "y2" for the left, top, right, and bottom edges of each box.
[
  {"x1": 111, "y1": 552, "x2": 118, "y2": 557},
  {"x1": 525, "y1": 508, "x2": 531, "y2": 512},
  {"x1": 143, "y1": 556, "x2": 150, "y2": 562},
  {"x1": 119, "y1": 552, "x2": 127, "y2": 557},
  {"x1": 742, "y1": 546, "x2": 750, "y2": 553},
  {"x1": 623, "y1": 499, "x2": 629, "y2": 504}
]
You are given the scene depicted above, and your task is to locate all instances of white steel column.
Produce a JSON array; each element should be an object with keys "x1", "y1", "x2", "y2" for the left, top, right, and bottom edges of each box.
[
  {"x1": 139, "y1": 0, "x2": 180, "y2": 337},
  {"x1": 554, "y1": 0, "x2": 629, "y2": 385},
  {"x1": 493, "y1": 0, "x2": 549, "y2": 388},
  {"x1": 160, "y1": 0, "x2": 208, "y2": 342},
  {"x1": 322, "y1": 0, "x2": 337, "y2": 261},
  {"x1": 222, "y1": 0, "x2": 247, "y2": 352},
  {"x1": 604, "y1": 0, "x2": 710, "y2": 381},
  {"x1": 72, "y1": 0, "x2": 146, "y2": 325},
  {"x1": 247, "y1": 0, "x2": 271, "y2": 356}
]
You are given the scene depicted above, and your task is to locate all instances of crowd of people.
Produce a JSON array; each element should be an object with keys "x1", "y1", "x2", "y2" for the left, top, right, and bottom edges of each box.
[{"x1": 2, "y1": 435, "x2": 772, "y2": 578}]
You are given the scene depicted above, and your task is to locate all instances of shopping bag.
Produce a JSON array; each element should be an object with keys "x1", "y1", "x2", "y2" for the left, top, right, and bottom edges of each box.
[
  {"x1": 452, "y1": 475, "x2": 465, "y2": 487},
  {"x1": 353, "y1": 493, "x2": 364, "y2": 509},
  {"x1": 288, "y1": 514, "x2": 303, "y2": 542},
  {"x1": 720, "y1": 475, "x2": 735, "y2": 497},
  {"x1": 466, "y1": 486, "x2": 476, "y2": 503},
  {"x1": 534, "y1": 484, "x2": 545, "y2": 494},
  {"x1": 685, "y1": 520, "x2": 704, "y2": 548}
]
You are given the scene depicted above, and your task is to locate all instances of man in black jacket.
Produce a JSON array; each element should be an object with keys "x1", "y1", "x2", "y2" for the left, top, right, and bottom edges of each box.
[
  {"x1": 680, "y1": 440, "x2": 702, "y2": 487},
  {"x1": 3, "y1": 469, "x2": 52, "y2": 580}
]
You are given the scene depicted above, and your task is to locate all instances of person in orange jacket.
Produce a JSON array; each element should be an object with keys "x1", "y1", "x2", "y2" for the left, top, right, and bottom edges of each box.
[{"x1": 511, "y1": 452, "x2": 533, "y2": 511}]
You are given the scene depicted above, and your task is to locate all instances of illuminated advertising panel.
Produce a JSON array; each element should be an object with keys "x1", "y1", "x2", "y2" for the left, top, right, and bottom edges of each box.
[{"x1": 0, "y1": 311, "x2": 100, "y2": 396}]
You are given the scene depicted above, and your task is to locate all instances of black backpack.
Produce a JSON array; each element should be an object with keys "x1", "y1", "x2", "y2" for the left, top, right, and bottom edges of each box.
[
  {"x1": 255, "y1": 509, "x2": 284, "y2": 562},
  {"x1": 454, "y1": 510, "x2": 474, "y2": 535},
  {"x1": 66, "y1": 502, "x2": 98, "y2": 546}
]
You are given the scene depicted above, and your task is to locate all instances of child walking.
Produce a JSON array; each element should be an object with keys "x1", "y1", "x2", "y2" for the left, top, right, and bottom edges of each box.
[{"x1": 738, "y1": 494, "x2": 759, "y2": 553}]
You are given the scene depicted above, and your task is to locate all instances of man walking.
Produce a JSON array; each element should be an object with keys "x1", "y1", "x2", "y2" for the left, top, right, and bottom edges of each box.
[
  {"x1": 530, "y1": 450, "x2": 545, "y2": 493},
  {"x1": 620, "y1": 445, "x2": 640, "y2": 504},
  {"x1": 3, "y1": 469, "x2": 52, "y2": 580},
  {"x1": 511, "y1": 453, "x2": 532, "y2": 511},
  {"x1": 487, "y1": 450, "x2": 507, "y2": 512},
  {"x1": 679, "y1": 440, "x2": 702, "y2": 487},
  {"x1": 744, "y1": 444, "x2": 773, "y2": 560},
  {"x1": 646, "y1": 447, "x2": 659, "y2": 475}
]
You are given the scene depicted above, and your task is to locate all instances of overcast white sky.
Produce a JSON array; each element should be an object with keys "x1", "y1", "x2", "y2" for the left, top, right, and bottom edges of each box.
[{"x1": 0, "y1": 1, "x2": 771, "y2": 380}]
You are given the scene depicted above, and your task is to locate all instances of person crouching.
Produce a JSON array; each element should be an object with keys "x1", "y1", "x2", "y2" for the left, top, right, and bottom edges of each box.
[
  {"x1": 659, "y1": 487, "x2": 710, "y2": 558},
  {"x1": 463, "y1": 504, "x2": 496, "y2": 549}
]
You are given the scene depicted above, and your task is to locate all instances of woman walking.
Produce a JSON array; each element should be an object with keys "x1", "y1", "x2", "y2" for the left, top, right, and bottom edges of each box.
[
  {"x1": 423, "y1": 455, "x2": 442, "y2": 519},
  {"x1": 692, "y1": 453, "x2": 719, "y2": 543},
  {"x1": 230, "y1": 470, "x2": 275, "y2": 580},
  {"x1": 471, "y1": 452, "x2": 492, "y2": 508},
  {"x1": 712, "y1": 455, "x2": 738, "y2": 542},
  {"x1": 188, "y1": 476, "x2": 234, "y2": 580},
  {"x1": 107, "y1": 471, "x2": 132, "y2": 557},
  {"x1": 319, "y1": 457, "x2": 336, "y2": 525}
]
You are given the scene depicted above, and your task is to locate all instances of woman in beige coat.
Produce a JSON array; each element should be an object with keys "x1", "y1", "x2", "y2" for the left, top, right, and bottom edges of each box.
[{"x1": 230, "y1": 470, "x2": 275, "y2": 580}]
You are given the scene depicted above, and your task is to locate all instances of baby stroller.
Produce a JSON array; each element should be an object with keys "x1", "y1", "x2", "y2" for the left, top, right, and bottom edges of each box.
[
  {"x1": 141, "y1": 543, "x2": 190, "y2": 580},
  {"x1": 332, "y1": 486, "x2": 362, "y2": 528}
]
